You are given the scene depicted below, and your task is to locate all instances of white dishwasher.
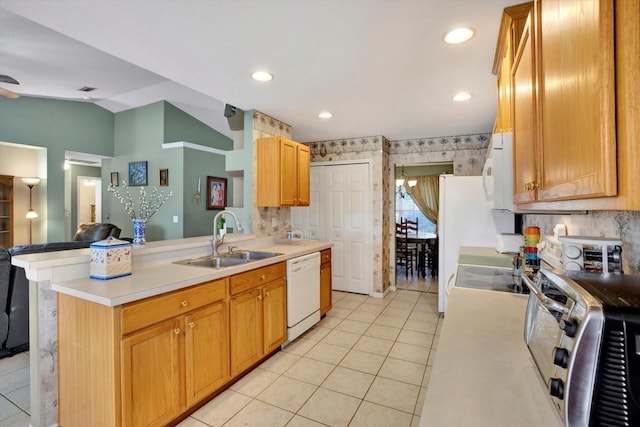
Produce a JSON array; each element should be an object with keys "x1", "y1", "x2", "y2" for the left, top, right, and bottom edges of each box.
[{"x1": 285, "y1": 252, "x2": 321, "y2": 344}]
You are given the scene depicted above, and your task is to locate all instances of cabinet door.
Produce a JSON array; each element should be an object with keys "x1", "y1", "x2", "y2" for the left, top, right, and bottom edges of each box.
[
  {"x1": 185, "y1": 302, "x2": 229, "y2": 407},
  {"x1": 230, "y1": 288, "x2": 263, "y2": 376},
  {"x1": 320, "y1": 262, "x2": 332, "y2": 316},
  {"x1": 496, "y1": 33, "x2": 513, "y2": 133},
  {"x1": 512, "y1": 15, "x2": 538, "y2": 204},
  {"x1": 537, "y1": 0, "x2": 616, "y2": 201},
  {"x1": 122, "y1": 319, "x2": 182, "y2": 427},
  {"x1": 262, "y1": 279, "x2": 287, "y2": 353},
  {"x1": 296, "y1": 145, "x2": 311, "y2": 206},
  {"x1": 280, "y1": 139, "x2": 298, "y2": 206}
]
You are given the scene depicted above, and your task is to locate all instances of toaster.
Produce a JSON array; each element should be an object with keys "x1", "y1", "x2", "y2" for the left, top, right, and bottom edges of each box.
[{"x1": 496, "y1": 233, "x2": 523, "y2": 253}]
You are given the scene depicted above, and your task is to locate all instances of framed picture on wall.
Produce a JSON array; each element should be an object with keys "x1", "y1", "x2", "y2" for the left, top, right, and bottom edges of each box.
[
  {"x1": 159, "y1": 168, "x2": 168, "y2": 186},
  {"x1": 128, "y1": 161, "x2": 148, "y2": 186},
  {"x1": 206, "y1": 176, "x2": 227, "y2": 210},
  {"x1": 110, "y1": 172, "x2": 119, "y2": 187}
]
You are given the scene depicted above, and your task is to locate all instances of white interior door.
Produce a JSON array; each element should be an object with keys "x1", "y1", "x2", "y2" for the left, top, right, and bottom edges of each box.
[{"x1": 292, "y1": 162, "x2": 372, "y2": 294}]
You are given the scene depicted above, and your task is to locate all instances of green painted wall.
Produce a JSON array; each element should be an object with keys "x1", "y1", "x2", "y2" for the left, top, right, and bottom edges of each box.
[
  {"x1": 104, "y1": 101, "x2": 181, "y2": 241},
  {"x1": 103, "y1": 101, "x2": 233, "y2": 242},
  {"x1": 0, "y1": 96, "x2": 114, "y2": 242},
  {"x1": 164, "y1": 102, "x2": 233, "y2": 149},
  {"x1": 183, "y1": 149, "x2": 229, "y2": 238}
]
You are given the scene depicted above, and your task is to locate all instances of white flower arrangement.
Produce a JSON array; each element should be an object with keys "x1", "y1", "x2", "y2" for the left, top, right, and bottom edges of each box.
[{"x1": 108, "y1": 180, "x2": 173, "y2": 221}]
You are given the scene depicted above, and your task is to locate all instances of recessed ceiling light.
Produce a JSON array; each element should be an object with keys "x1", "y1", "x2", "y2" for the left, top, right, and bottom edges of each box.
[
  {"x1": 318, "y1": 112, "x2": 333, "y2": 119},
  {"x1": 251, "y1": 71, "x2": 274, "y2": 82},
  {"x1": 453, "y1": 92, "x2": 472, "y2": 102},
  {"x1": 443, "y1": 27, "x2": 475, "y2": 44}
]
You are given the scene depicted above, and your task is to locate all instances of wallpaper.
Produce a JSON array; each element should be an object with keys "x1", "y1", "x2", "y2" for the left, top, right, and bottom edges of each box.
[{"x1": 524, "y1": 210, "x2": 640, "y2": 275}]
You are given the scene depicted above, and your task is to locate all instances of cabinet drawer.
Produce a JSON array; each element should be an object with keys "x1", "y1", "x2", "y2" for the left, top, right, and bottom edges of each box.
[
  {"x1": 320, "y1": 249, "x2": 331, "y2": 264},
  {"x1": 230, "y1": 262, "x2": 286, "y2": 296},
  {"x1": 122, "y1": 279, "x2": 226, "y2": 335}
]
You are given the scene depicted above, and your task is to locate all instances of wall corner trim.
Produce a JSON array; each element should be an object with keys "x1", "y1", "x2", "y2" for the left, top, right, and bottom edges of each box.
[{"x1": 162, "y1": 141, "x2": 228, "y2": 156}]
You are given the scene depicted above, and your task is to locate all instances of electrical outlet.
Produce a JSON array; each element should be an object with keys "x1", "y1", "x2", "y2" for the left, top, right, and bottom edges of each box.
[{"x1": 173, "y1": 216, "x2": 179, "y2": 223}]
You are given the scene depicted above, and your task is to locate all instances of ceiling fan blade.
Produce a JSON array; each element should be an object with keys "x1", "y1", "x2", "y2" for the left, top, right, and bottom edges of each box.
[
  {"x1": 0, "y1": 74, "x2": 19, "y2": 85},
  {"x1": 0, "y1": 87, "x2": 20, "y2": 99}
]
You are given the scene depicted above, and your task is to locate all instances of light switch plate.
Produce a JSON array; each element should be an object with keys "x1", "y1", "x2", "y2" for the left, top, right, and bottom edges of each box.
[{"x1": 173, "y1": 216, "x2": 179, "y2": 223}]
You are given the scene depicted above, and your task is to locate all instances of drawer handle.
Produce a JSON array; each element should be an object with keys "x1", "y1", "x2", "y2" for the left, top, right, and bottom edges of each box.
[
  {"x1": 261, "y1": 274, "x2": 266, "y2": 280},
  {"x1": 181, "y1": 300, "x2": 188, "y2": 307},
  {"x1": 258, "y1": 294, "x2": 263, "y2": 301},
  {"x1": 174, "y1": 328, "x2": 181, "y2": 335},
  {"x1": 266, "y1": 291, "x2": 270, "y2": 298},
  {"x1": 189, "y1": 322, "x2": 195, "y2": 329}
]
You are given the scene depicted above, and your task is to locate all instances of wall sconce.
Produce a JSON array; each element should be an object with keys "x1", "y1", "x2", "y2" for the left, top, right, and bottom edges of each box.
[
  {"x1": 193, "y1": 176, "x2": 201, "y2": 203},
  {"x1": 21, "y1": 177, "x2": 40, "y2": 244},
  {"x1": 396, "y1": 166, "x2": 417, "y2": 199}
]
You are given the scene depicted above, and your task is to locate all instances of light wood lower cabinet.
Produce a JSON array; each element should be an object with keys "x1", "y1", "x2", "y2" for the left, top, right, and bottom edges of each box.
[
  {"x1": 320, "y1": 249, "x2": 332, "y2": 316},
  {"x1": 229, "y1": 262, "x2": 287, "y2": 377},
  {"x1": 57, "y1": 261, "x2": 292, "y2": 426},
  {"x1": 58, "y1": 278, "x2": 229, "y2": 427},
  {"x1": 121, "y1": 318, "x2": 182, "y2": 427}
]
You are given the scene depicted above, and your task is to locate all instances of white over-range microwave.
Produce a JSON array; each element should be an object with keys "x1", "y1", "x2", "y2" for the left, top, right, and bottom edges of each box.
[{"x1": 482, "y1": 132, "x2": 514, "y2": 211}]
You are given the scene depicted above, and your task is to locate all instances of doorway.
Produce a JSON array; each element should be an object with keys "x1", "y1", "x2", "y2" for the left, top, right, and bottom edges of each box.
[
  {"x1": 393, "y1": 163, "x2": 452, "y2": 292},
  {"x1": 77, "y1": 176, "x2": 102, "y2": 226},
  {"x1": 292, "y1": 162, "x2": 372, "y2": 295}
]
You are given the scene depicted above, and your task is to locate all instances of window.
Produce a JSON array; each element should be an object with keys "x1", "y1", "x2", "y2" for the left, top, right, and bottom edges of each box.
[{"x1": 395, "y1": 193, "x2": 436, "y2": 234}]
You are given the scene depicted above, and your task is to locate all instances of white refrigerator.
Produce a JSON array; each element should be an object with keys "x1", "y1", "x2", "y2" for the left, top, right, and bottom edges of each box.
[{"x1": 437, "y1": 174, "x2": 515, "y2": 313}]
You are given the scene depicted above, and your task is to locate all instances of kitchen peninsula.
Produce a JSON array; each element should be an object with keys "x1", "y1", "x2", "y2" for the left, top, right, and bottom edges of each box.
[{"x1": 12, "y1": 234, "x2": 331, "y2": 427}]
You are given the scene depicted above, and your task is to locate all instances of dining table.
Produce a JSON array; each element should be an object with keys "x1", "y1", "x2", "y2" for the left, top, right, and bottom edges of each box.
[{"x1": 405, "y1": 232, "x2": 438, "y2": 278}]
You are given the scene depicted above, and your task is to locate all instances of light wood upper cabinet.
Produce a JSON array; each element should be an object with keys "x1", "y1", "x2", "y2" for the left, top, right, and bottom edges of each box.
[
  {"x1": 493, "y1": 3, "x2": 532, "y2": 134},
  {"x1": 257, "y1": 136, "x2": 310, "y2": 207},
  {"x1": 495, "y1": 0, "x2": 640, "y2": 211},
  {"x1": 536, "y1": 0, "x2": 617, "y2": 201}
]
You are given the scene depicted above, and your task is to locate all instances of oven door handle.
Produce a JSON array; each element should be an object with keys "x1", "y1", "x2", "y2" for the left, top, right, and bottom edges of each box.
[{"x1": 521, "y1": 273, "x2": 569, "y2": 314}]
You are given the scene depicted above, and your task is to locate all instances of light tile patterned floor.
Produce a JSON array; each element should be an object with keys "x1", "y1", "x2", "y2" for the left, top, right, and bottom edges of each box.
[
  {"x1": 0, "y1": 351, "x2": 31, "y2": 427},
  {"x1": 178, "y1": 290, "x2": 443, "y2": 427}
]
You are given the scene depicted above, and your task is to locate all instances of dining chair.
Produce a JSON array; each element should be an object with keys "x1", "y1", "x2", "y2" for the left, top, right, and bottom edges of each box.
[
  {"x1": 402, "y1": 218, "x2": 420, "y2": 274},
  {"x1": 396, "y1": 222, "x2": 413, "y2": 279}
]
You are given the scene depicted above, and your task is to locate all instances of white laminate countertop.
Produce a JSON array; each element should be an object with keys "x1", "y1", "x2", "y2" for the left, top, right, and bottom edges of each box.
[
  {"x1": 40, "y1": 237, "x2": 331, "y2": 307},
  {"x1": 420, "y1": 287, "x2": 562, "y2": 427}
]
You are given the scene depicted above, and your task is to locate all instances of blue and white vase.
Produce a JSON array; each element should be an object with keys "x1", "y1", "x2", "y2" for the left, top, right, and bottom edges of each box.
[{"x1": 132, "y1": 219, "x2": 146, "y2": 246}]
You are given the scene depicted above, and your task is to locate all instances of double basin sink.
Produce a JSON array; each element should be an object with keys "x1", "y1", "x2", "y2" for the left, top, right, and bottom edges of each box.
[{"x1": 174, "y1": 250, "x2": 283, "y2": 269}]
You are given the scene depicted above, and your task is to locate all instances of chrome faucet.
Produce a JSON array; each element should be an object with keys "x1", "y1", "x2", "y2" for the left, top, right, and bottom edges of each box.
[{"x1": 213, "y1": 210, "x2": 244, "y2": 255}]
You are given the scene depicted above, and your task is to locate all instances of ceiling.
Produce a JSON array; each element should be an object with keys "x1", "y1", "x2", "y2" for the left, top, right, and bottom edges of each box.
[{"x1": 0, "y1": 0, "x2": 517, "y2": 143}]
